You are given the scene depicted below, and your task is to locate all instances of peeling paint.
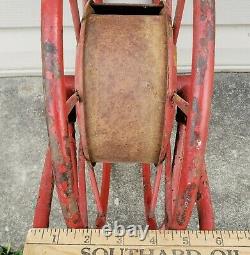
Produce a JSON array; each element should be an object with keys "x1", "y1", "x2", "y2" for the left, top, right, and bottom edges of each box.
[{"x1": 176, "y1": 183, "x2": 197, "y2": 226}]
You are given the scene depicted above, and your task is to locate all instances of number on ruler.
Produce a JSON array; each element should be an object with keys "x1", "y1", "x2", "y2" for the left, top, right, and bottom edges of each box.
[
  {"x1": 216, "y1": 236, "x2": 223, "y2": 246},
  {"x1": 182, "y1": 236, "x2": 190, "y2": 245},
  {"x1": 150, "y1": 237, "x2": 156, "y2": 245},
  {"x1": 83, "y1": 235, "x2": 91, "y2": 244},
  {"x1": 52, "y1": 234, "x2": 57, "y2": 243}
]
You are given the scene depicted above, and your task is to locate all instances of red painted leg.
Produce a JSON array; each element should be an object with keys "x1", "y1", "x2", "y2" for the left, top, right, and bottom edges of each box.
[
  {"x1": 197, "y1": 162, "x2": 215, "y2": 230},
  {"x1": 142, "y1": 164, "x2": 157, "y2": 229},
  {"x1": 96, "y1": 163, "x2": 112, "y2": 228},
  {"x1": 33, "y1": 151, "x2": 54, "y2": 228},
  {"x1": 78, "y1": 142, "x2": 88, "y2": 228}
]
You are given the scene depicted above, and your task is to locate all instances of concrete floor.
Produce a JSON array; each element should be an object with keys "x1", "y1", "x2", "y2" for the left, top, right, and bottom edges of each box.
[{"x1": 0, "y1": 73, "x2": 249, "y2": 249}]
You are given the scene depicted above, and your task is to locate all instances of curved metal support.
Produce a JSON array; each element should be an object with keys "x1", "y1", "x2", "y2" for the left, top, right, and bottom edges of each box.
[
  {"x1": 158, "y1": 0, "x2": 177, "y2": 164},
  {"x1": 41, "y1": 0, "x2": 83, "y2": 228},
  {"x1": 172, "y1": 0, "x2": 215, "y2": 229}
]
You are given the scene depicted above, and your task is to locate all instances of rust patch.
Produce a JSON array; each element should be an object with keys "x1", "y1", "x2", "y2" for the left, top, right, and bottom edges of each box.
[
  {"x1": 59, "y1": 171, "x2": 70, "y2": 183},
  {"x1": 196, "y1": 191, "x2": 202, "y2": 201},
  {"x1": 206, "y1": 20, "x2": 215, "y2": 41},
  {"x1": 43, "y1": 41, "x2": 57, "y2": 54},
  {"x1": 196, "y1": 0, "x2": 215, "y2": 86},
  {"x1": 42, "y1": 41, "x2": 61, "y2": 79},
  {"x1": 176, "y1": 183, "x2": 197, "y2": 225},
  {"x1": 83, "y1": 14, "x2": 168, "y2": 163},
  {"x1": 197, "y1": 55, "x2": 207, "y2": 86},
  {"x1": 190, "y1": 97, "x2": 201, "y2": 147}
]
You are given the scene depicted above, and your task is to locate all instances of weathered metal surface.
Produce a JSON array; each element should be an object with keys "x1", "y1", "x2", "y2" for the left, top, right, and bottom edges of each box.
[
  {"x1": 83, "y1": 14, "x2": 168, "y2": 163},
  {"x1": 172, "y1": 0, "x2": 215, "y2": 229},
  {"x1": 157, "y1": 0, "x2": 176, "y2": 165},
  {"x1": 41, "y1": 0, "x2": 83, "y2": 228}
]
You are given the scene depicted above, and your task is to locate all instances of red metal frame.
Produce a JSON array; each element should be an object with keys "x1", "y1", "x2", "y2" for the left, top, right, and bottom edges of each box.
[{"x1": 34, "y1": 0, "x2": 215, "y2": 230}]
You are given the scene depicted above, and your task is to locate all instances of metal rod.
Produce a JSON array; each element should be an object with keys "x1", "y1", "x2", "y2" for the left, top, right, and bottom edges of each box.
[
  {"x1": 171, "y1": 123, "x2": 186, "y2": 216},
  {"x1": 172, "y1": 93, "x2": 189, "y2": 115},
  {"x1": 142, "y1": 164, "x2": 157, "y2": 229},
  {"x1": 88, "y1": 166, "x2": 105, "y2": 217},
  {"x1": 78, "y1": 142, "x2": 88, "y2": 228},
  {"x1": 96, "y1": 163, "x2": 112, "y2": 228},
  {"x1": 165, "y1": 145, "x2": 172, "y2": 228},
  {"x1": 197, "y1": 162, "x2": 215, "y2": 230},
  {"x1": 66, "y1": 92, "x2": 79, "y2": 116},
  {"x1": 149, "y1": 163, "x2": 163, "y2": 218},
  {"x1": 173, "y1": 0, "x2": 186, "y2": 45},
  {"x1": 33, "y1": 150, "x2": 54, "y2": 228},
  {"x1": 68, "y1": 123, "x2": 79, "y2": 201},
  {"x1": 69, "y1": 0, "x2": 81, "y2": 41}
]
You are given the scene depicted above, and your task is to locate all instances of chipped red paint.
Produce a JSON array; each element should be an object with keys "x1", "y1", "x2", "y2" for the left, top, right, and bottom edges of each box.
[
  {"x1": 172, "y1": 0, "x2": 215, "y2": 229},
  {"x1": 35, "y1": 0, "x2": 215, "y2": 230},
  {"x1": 40, "y1": 0, "x2": 83, "y2": 228}
]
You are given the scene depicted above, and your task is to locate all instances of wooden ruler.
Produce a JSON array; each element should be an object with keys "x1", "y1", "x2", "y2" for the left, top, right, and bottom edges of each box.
[{"x1": 23, "y1": 229, "x2": 250, "y2": 255}]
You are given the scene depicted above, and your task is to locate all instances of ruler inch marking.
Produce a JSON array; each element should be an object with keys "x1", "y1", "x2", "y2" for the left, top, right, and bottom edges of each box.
[
  {"x1": 204, "y1": 230, "x2": 207, "y2": 241},
  {"x1": 195, "y1": 231, "x2": 198, "y2": 239},
  {"x1": 41, "y1": 229, "x2": 45, "y2": 239},
  {"x1": 155, "y1": 230, "x2": 158, "y2": 246},
  {"x1": 244, "y1": 230, "x2": 247, "y2": 238},
  {"x1": 56, "y1": 229, "x2": 60, "y2": 245},
  {"x1": 219, "y1": 229, "x2": 224, "y2": 247},
  {"x1": 89, "y1": 227, "x2": 93, "y2": 245},
  {"x1": 236, "y1": 231, "x2": 240, "y2": 241},
  {"x1": 187, "y1": 229, "x2": 191, "y2": 246}
]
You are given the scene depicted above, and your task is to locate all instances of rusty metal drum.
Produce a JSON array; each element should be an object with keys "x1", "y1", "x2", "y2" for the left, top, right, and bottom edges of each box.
[{"x1": 78, "y1": 1, "x2": 168, "y2": 163}]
